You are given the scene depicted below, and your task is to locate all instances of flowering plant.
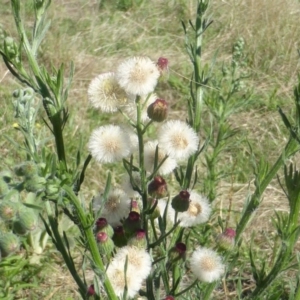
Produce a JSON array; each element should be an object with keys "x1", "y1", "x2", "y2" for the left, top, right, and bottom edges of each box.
[{"x1": 1, "y1": 0, "x2": 300, "y2": 299}]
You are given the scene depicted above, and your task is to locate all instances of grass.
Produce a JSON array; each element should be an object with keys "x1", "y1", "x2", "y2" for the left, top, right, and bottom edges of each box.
[{"x1": 0, "y1": 0, "x2": 300, "y2": 299}]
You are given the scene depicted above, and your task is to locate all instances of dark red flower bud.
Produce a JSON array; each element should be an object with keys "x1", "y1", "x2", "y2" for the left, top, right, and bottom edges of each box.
[
  {"x1": 123, "y1": 211, "x2": 142, "y2": 234},
  {"x1": 95, "y1": 218, "x2": 114, "y2": 237},
  {"x1": 157, "y1": 57, "x2": 169, "y2": 72},
  {"x1": 128, "y1": 229, "x2": 147, "y2": 248},
  {"x1": 171, "y1": 190, "x2": 190, "y2": 212},
  {"x1": 165, "y1": 296, "x2": 175, "y2": 300},
  {"x1": 148, "y1": 176, "x2": 168, "y2": 199},
  {"x1": 147, "y1": 98, "x2": 168, "y2": 122},
  {"x1": 217, "y1": 228, "x2": 236, "y2": 250},
  {"x1": 113, "y1": 226, "x2": 127, "y2": 247},
  {"x1": 168, "y1": 242, "x2": 187, "y2": 264},
  {"x1": 87, "y1": 284, "x2": 95, "y2": 296}
]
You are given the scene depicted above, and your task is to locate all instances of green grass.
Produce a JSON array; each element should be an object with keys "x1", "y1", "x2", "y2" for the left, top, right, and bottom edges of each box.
[{"x1": 1, "y1": 0, "x2": 300, "y2": 299}]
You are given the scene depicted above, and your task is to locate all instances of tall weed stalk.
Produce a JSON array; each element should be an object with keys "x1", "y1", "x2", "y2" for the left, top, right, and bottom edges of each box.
[{"x1": 1, "y1": 0, "x2": 300, "y2": 299}]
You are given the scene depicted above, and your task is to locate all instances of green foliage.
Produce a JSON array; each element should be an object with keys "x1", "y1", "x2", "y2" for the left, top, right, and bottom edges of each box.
[
  {"x1": 1, "y1": 0, "x2": 300, "y2": 299},
  {"x1": 0, "y1": 255, "x2": 41, "y2": 299}
]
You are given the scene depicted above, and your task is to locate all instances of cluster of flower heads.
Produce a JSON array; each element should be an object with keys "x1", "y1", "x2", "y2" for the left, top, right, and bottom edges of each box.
[
  {"x1": 87, "y1": 56, "x2": 232, "y2": 298},
  {"x1": 87, "y1": 56, "x2": 199, "y2": 168},
  {"x1": 90, "y1": 184, "x2": 230, "y2": 296}
]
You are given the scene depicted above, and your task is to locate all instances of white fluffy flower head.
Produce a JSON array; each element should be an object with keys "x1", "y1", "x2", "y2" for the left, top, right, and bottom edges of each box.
[
  {"x1": 190, "y1": 247, "x2": 225, "y2": 283},
  {"x1": 158, "y1": 120, "x2": 199, "y2": 161},
  {"x1": 116, "y1": 57, "x2": 160, "y2": 95},
  {"x1": 177, "y1": 191, "x2": 211, "y2": 227},
  {"x1": 93, "y1": 188, "x2": 130, "y2": 227},
  {"x1": 88, "y1": 72, "x2": 128, "y2": 112},
  {"x1": 106, "y1": 263, "x2": 140, "y2": 298},
  {"x1": 144, "y1": 140, "x2": 177, "y2": 175},
  {"x1": 88, "y1": 125, "x2": 131, "y2": 163},
  {"x1": 122, "y1": 126, "x2": 139, "y2": 153},
  {"x1": 106, "y1": 246, "x2": 152, "y2": 298}
]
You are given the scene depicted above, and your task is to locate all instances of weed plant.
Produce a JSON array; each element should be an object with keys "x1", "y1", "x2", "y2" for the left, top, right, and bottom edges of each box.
[{"x1": 0, "y1": 0, "x2": 300, "y2": 299}]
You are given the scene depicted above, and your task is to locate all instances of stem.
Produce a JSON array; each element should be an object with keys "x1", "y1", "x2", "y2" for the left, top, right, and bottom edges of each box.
[
  {"x1": 47, "y1": 215, "x2": 87, "y2": 299},
  {"x1": 183, "y1": 0, "x2": 208, "y2": 189},
  {"x1": 235, "y1": 137, "x2": 300, "y2": 242},
  {"x1": 10, "y1": 0, "x2": 67, "y2": 168},
  {"x1": 150, "y1": 218, "x2": 159, "y2": 241},
  {"x1": 294, "y1": 281, "x2": 300, "y2": 300},
  {"x1": 174, "y1": 280, "x2": 198, "y2": 297},
  {"x1": 63, "y1": 186, "x2": 118, "y2": 300},
  {"x1": 148, "y1": 221, "x2": 180, "y2": 249},
  {"x1": 136, "y1": 97, "x2": 147, "y2": 212},
  {"x1": 146, "y1": 274, "x2": 155, "y2": 300},
  {"x1": 202, "y1": 282, "x2": 218, "y2": 300},
  {"x1": 249, "y1": 244, "x2": 290, "y2": 298},
  {"x1": 51, "y1": 112, "x2": 67, "y2": 168},
  {"x1": 193, "y1": 1, "x2": 205, "y2": 133},
  {"x1": 171, "y1": 264, "x2": 181, "y2": 294}
]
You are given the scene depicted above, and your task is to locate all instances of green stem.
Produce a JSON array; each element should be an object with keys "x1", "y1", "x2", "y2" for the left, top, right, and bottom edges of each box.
[
  {"x1": 171, "y1": 264, "x2": 181, "y2": 294},
  {"x1": 202, "y1": 282, "x2": 218, "y2": 300},
  {"x1": 289, "y1": 193, "x2": 300, "y2": 231},
  {"x1": 193, "y1": 1, "x2": 205, "y2": 133},
  {"x1": 135, "y1": 96, "x2": 150, "y2": 254},
  {"x1": 47, "y1": 215, "x2": 87, "y2": 298},
  {"x1": 148, "y1": 221, "x2": 180, "y2": 249},
  {"x1": 63, "y1": 186, "x2": 118, "y2": 300},
  {"x1": 146, "y1": 274, "x2": 155, "y2": 300},
  {"x1": 174, "y1": 280, "x2": 198, "y2": 297},
  {"x1": 235, "y1": 137, "x2": 300, "y2": 242},
  {"x1": 11, "y1": 0, "x2": 67, "y2": 168},
  {"x1": 294, "y1": 280, "x2": 300, "y2": 300},
  {"x1": 249, "y1": 244, "x2": 291, "y2": 298},
  {"x1": 150, "y1": 218, "x2": 159, "y2": 241},
  {"x1": 183, "y1": 1, "x2": 208, "y2": 189},
  {"x1": 51, "y1": 113, "x2": 67, "y2": 168}
]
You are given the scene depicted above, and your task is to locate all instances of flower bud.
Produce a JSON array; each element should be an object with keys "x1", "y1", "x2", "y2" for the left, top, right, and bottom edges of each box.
[
  {"x1": 128, "y1": 229, "x2": 147, "y2": 249},
  {"x1": 148, "y1": 198, "x2": 160, "y2": 220},
  {"x1": 4, "y1": 37, "x2": 18, "y2": 59},
  {"x1": 87, "y1": 284, "x2": 95, "y2": 296},
  {"x1": 168, "y1": 242, "x2": 186, "y2": 264},
  {"x1": 112, "y1": 226, "x2": 127, "y2": 248},
  {"x1": 96, "y1": 232, "x2": 114, "y2": 256},
  {"x1": 157, "y1": 57, "x2": 169, "y2": 72},
  {"x1": 35, "y1": 0, "x2": 45, "y2": 10},
  {"x1": 0, "y1": 200, "x2": 19, "y2": 220},
  {"x1": 45, "y1": 180, "x2": 60, "y2": 198},
  {"x1": 0, "y1": 24, "x2": 6, "y2": 41},
  {"x1": 14, "y1": 161, "x2": 38, "y2": 178},
  {"x1": 17, "y1": 208, "x2": 38, "y2": 231},
  {"x1": 24, "y1": 175, "x2": 46, "y2": 193},
  {"x1": 0, "y1": 233, "x2": 19, "y2": 257},
  {"x1": 217, "y1": 228, "x2": 236, "y2": 251},
  {"x1": 95, "y1": 218, "x2": 114, "y2": 238},
  {"x1": 130, "y1": 200, "x2": 140, "y2": 213},
  {"x1": 0, "y1": 171, "x2": 13, "y2": 183},
  {"x1": 13, "y1": 220, "x2": 28, "y2": 235},
  {"x1": 12, "y1": 89, "x2": 20, "y2": 98},
  {"x1": 0, "y1": 179, "x2": 9, "y2": 198},
  {"x1": 22, "y1": 88, "x2": 35, "y2": 102},
  {"x1": 123, "y1": 211, "x2": 142, "y2": 235},
  {"x1": 4, "y1": 36, "x2": 14, "y2": 46},
  {"x1": 165, "y1": 296, "x2": 175, "y2": 300},
  {"x1": 148, "y1": 176, "x2": 168, "y2": 199},
  {"x1": 171, "y1": 190, "x2": 190, "y2": 212},
  {"x1": 147, "y1": 98, "x2": 168, "y2": 122}
]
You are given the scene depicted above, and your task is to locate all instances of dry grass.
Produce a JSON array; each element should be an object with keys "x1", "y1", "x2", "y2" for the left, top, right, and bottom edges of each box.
[
  {"x1": 1, "y1": 0, "x2": 300, "y2": 298},
  {"x1": 210, "y1": 0, "x2": 300, "y2": 97}
]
